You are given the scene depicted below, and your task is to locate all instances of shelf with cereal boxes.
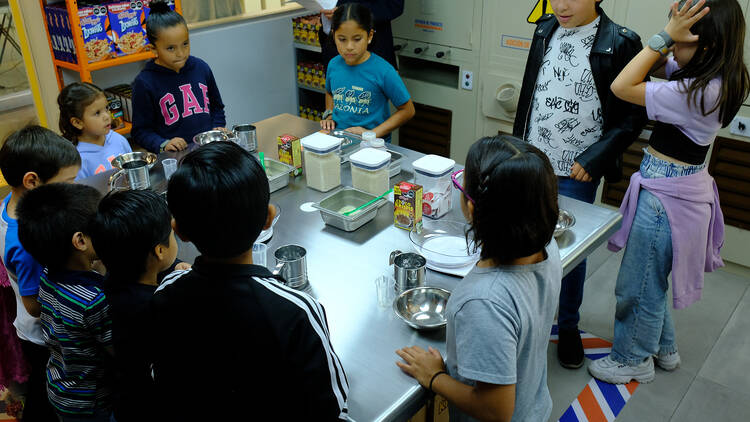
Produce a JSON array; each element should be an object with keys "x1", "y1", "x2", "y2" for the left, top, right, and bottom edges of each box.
[{"x1": 39, "y1": 0, "x2": 182, "y2": 135}]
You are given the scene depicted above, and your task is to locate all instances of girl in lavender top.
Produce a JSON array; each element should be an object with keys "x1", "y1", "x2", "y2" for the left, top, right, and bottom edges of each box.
[{"x1": 589, "y1": 0, "x2": 749, "y2": 385}]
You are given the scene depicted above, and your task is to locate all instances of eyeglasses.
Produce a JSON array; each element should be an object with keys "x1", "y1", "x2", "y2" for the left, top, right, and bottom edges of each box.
[{"x1": 451, "y1": 169, "x2": 474, "y2": 204}]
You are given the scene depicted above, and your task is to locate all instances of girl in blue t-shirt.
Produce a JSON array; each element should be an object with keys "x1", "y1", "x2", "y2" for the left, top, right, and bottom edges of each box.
[
  {"x1": 57, "y1": 82, "x2": 132, "y2": 180},
  {"x1": 320, "y1": 3, "x2": 414, "y2": 139}
]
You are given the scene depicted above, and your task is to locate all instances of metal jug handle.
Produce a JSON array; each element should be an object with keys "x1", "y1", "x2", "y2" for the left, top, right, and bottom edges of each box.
[
  {"x1": 389, "y1": 250, "x2": 402, "y2": 266},
  {"x1": 109, "y1": 170, "x2": 128, "y2": 191},
  {"x1": 272, "y1": 261, "x2": 286, "y2": 276}
]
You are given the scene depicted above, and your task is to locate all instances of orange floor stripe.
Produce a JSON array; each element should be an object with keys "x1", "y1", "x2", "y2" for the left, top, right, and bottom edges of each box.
[
  {"x1": 578, "y1": 384, "x2": 609, "y2": 422},
  {"x1": 581, "y1": 338, "x2": 613, "y2": 349},
  {"x1": 625, "y1": 381, "x2": 639, "y2": 394}
]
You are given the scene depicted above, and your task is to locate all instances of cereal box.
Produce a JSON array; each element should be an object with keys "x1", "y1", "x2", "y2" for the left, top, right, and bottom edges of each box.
[
  {"x1": 78, "y1": 5, "x2": 113, "y2": 63},
  {"x1": 108, "y1": 2, "x2": 147, "y2": 57},
  {"x1": 394, "y1": 181, "x2": 423, "y2": 232},
  {"x1": 277, "y1": 134, "x2": 303, "y2": 176}
]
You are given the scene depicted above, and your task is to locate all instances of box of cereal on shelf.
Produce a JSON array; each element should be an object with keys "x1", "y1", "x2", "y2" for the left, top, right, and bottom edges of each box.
[
  {"x1": 277, "y1": 134, "x2": 303, "y2": 176},
  {"x1": 394, "y1": 181, "x2": 423, "y2": 232},
  {"x1": 107, "y1": 2, "x2": 148, "y2": 57},
  {"x1": 78, "y1": 5, "x2": 113, "y2": 63}
]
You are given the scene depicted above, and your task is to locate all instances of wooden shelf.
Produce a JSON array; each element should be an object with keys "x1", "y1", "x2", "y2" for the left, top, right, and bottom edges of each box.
[{"x1": 114, "y1": 121, "x2": 132, "y2": 136}]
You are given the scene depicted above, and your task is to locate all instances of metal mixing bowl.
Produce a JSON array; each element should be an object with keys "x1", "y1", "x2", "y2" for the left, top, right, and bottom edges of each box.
[
  {"x1": 555, "y1": 209, "x2": 576, "y2": 237},
  {"x1": 393, "y1": 287, "x2": 451, "y2": 330},
  {"x1": 193, "y1": 130, "x2": 235, "y2": 146}
]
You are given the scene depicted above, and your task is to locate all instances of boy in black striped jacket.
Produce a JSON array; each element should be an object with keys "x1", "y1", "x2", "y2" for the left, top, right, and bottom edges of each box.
[{"x1": 151, "y1": 142, "x2": 349, "y2": 421}]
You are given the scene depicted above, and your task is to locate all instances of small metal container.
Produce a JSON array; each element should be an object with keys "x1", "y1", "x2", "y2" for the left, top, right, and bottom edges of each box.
[
  {"x1": 389, "y1": 250, "x2": 427, "y2": 293},
  {"x1": 193, "y1": 130, "x2": 235, "y2": 146},
  {"x1": 393, "y1": 287, "x2": 451, "y2": 330},
  {"x1": 263, "y1": 158, "x2": 293, "y2": 193},
  {"x1": 555, "y1": 209, "x2": 576, "y2": 237},
  {"x1": 312, "y1": 187, "x2": 386, "y2": 232}
]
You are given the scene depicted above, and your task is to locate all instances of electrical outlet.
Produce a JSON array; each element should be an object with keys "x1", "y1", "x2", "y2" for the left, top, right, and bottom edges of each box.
[
  {"x1": 730, "y1": 116, "x2": 750, "y2": 137},
  {"x1": 461, "y1": 70, "x2": 473, "y2": 90}
]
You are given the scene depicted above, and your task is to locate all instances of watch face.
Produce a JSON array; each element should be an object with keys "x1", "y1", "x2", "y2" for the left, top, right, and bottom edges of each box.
[{"x1": 649, "y1": 34, "x2": 666, "y2": 51}]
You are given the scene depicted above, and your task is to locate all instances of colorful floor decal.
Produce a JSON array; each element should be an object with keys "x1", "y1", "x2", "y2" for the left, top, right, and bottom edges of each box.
[{"x1": 551, "y1": 324, "x2": 640, "y2": 422}]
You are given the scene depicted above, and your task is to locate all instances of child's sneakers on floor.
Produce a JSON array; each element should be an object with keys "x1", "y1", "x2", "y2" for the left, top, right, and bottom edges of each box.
[
  {"x1": 588, "y1": 355, "x2": 655, "y2": 384},
  {"x1": 654, "y1": 351, "x2": 681, "y2": 371}
]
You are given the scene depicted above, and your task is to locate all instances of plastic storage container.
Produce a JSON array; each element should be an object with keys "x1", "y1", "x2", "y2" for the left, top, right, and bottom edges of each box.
[
  {"x1": 301, "y1": 133, "x2": 342, "y2": 192},
  {"x1": 412, "y1": 154, "x2": 456, "y2": 219},
  {"x1": 350, "y1": 148, "x2": 392, "y2": 196}
]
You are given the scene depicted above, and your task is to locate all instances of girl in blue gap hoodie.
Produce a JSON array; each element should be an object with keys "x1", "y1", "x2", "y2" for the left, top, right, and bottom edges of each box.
[{"x1": 131, "y1": 1, "x2": 226, "y2": 153}]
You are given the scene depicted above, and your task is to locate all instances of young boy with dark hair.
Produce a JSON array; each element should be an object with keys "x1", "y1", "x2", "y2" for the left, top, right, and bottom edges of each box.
[
  {"x1": 0, "y1": 125, "x2": 80, "y2": 421},
  {"x1": 15, "y1": 183, "x2": 114, "y2": 422},
  {"x1": 154, "y1": 141, "x2": 349, "y2": 420},
  {"x1": 88, "y1": 189, "x2": 179, "y2": 422},
  {"x1": 513, "y1": 0, "x2": 648, "y2": 369}
]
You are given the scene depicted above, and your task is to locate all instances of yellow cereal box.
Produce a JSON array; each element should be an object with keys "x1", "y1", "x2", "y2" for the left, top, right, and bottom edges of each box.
[
  {"x1": 394, "y1": 181, "x2": 423, "y2": 232},
  {"x1": 277, "y1": 134, "x2": 303, "y2": 176}
]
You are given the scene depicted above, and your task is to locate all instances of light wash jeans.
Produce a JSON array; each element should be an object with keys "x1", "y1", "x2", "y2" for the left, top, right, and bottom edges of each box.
[{"x1": 611, "y1": 150, "x2": 705, "y2": 365}]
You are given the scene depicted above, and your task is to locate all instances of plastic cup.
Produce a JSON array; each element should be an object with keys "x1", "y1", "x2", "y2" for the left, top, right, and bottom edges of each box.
[
  {"x1": 162, "y1": 158, "x2": 177, "y2": 180},
  {"x1": 252, "y1": 242, "x2": 267, "y2": 268},
  {"x1": 375, "y1": 275, "x2": 394, "y2": 308}
]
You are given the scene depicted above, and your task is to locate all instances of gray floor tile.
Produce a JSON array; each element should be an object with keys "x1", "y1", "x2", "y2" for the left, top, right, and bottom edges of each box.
[
  {"x1": 578, "y1": 250, "x2": 623, "y2": 341},
  {"x1": 585, "y1": 242, "x2": 615, "y2": 278},
  {"x1": 546, "y1": 346, "x2": 594, "y2": 422},
  {"x1": 616, "y1": 367, "x2": 695, "y2": 422},
  {"x1": 671, "y1": 377, "x2": 750, "y2": 422},
  {"x1": 698, "y1": 287, "x2": 750, "y2": 391}
]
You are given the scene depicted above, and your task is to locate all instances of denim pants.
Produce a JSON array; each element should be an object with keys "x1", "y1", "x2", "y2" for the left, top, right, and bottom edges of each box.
[
  {"x1": 557, "y1": 176, "x2": 599, "y2": 330},
  {"x1": 611, "y1": 150, "x2": 705, "y2": 365}
]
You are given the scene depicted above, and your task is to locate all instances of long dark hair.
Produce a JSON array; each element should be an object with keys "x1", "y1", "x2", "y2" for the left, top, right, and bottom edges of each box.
[
  {"x1": 464, "y1": 136, "x2": 559, "y2": 265},
  {"x1": 332, "y1": 3, "x2": 375, "y2": 34},
  {"x1": 671, "y1": 0, "x2": 750, "y2": 127},
  {"x1": 57, "y1": 82, "x2": 105, "y2": 145},
  {"x1": 146, "y1": 1, "x2": 187, "y2": 43}
]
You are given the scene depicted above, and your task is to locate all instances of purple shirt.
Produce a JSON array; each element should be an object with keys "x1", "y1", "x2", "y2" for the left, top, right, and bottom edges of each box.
[
  {"x1": 76, "y1": 130, "x2": 132, "y2": 180},
  {"x1": 645, "y1": 58, "x2": 722, "y2": 146},
  {"x1": 608, "y1": 170, "x2": 724, "y2": 309}
]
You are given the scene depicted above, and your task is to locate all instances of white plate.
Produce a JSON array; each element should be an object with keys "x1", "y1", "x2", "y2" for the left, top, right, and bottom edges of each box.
[
  {"x1": 426, "y1": 260, "x2": 476, "y2": 278},
  {"x1": 415, "y1": 235, "x2": 479, "y2": 269}
]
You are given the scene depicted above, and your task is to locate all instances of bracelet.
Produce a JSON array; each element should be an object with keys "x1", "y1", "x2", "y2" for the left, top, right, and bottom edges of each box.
[{"x1": 428, "y1": 370, "x2": 448, "y2": 392}]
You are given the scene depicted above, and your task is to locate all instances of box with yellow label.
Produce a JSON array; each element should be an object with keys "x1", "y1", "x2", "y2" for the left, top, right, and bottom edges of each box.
[
  {"x1": 394, "y1": 181, "x2": 423, "y2": 232},
  {"x1": 277, "y1": 134, "x2": 303, "y2": 176}
]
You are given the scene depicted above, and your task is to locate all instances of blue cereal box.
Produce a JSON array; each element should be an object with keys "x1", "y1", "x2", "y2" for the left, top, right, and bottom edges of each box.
[
  {"x1": 107, "y1": 2, "x2": 147, "y2": 56},
  {"x1": 78, "y1": 5, "x2": 114, "y2": 63}
]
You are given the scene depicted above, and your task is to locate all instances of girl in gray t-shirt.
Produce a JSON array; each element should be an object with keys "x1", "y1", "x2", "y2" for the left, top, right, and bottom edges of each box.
[{"x1": 396, "y1": 136, "x2": 562, "y2": 422}]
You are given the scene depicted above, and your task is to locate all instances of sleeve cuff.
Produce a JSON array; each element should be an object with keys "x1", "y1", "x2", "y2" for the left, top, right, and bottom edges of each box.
[{"x1": 458, "y1": 366, "x2": 516, "y2": 386}]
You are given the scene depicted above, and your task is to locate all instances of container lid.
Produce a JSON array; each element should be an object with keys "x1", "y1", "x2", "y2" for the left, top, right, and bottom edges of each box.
[
  {"x1": 370, "y1": 138, "x2": 385, "y2": 149},
  {"x1": 362, "y1": 131, "x2": 377, "y2": 142},
  {"x1": 350, "y1": 148, "x2": 391, "y2": 170},
  {"x1": 301, "y1": 132, "x2": 342, "y2": 154},
  {"x1": 412, "y1": 154, "x2": 456, "y2": 176}
]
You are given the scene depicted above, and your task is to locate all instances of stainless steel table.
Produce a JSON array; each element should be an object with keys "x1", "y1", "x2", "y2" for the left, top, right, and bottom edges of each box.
[{"x1": 83, "y1": 114, "x2": 622, "y2": 422}]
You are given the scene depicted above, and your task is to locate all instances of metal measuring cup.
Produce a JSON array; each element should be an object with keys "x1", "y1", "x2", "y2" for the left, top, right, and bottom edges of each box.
[{"x1": 272, "y1": 245, "x2": 308, "y2": 289}]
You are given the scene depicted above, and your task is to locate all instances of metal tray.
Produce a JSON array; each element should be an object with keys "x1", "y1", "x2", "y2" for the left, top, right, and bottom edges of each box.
[
  {"x1": 332, "y1": 130, "x2": 363, "y2": 163},
  {"x1": 312, "y1": 187, "x2": 386, "y2": 231},
  {"x1": 387, "y1": 150, "x2": 403, "y2": 178},
  {"x1": 264, "y1": 158, "x2": 293, "y2": 193}
]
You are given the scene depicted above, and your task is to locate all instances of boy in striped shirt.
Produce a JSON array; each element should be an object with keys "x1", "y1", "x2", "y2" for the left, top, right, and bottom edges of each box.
[{"x1": 16, "y1": 183, "x2": 113, "y2": 422}]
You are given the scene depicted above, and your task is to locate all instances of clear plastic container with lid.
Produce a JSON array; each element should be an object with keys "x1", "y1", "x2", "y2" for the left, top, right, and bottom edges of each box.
[
  {"x1": 301, "y1": 133, "x2": 342, "y2": 192},
  {"x1": 412, "y1": 154, "x2": 456, "y2": 219},
  {"x1": 350, "y1": 148, "x2": 392, "y2": 196}
]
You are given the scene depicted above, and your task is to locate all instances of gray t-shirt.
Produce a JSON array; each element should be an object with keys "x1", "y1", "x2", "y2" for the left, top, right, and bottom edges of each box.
[{"x1": 445, "y1": 240, "x2": 562, "y2": 422}]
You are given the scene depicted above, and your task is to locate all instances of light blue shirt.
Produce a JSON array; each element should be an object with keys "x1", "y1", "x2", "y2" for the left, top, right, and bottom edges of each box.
[
  {"x1": 76, "y1": 130, "x2": 132, "y2": 180},
  {"x1": 326, "y1": 53, "x2": 410, "y2": 139}
]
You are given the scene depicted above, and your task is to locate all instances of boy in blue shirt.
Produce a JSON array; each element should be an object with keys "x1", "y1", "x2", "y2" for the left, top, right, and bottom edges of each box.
[
  {"x1": 0, "y1": 125, "x2": 80, "y2": 421},
  {"x1": 16, "y1": 183, "x2": 113, "y2": 422}
]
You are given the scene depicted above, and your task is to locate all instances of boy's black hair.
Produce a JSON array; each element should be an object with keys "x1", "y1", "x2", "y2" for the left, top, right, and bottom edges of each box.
[
  {"x1": 89, "y1": 190, "x2": 172, "y2": 284},
  {"x1": 16, "y1": 183, "x2": 101, "y2": 271},
  {"x1": 332, "y1": 3, "x2": 375, "y2": 34},
  {"x1": 146, "y1": 1, "x2": 187, "y2": 44},
  {"x1": 57, "y1": 82, "x2": 106, "y2": 145},
  {"x1": 464, "y1": 136, "x2": 559, "y2": 264},
  {"x1": 0, "y1": 125, "x2": 81, "y2": 187},
  {"x1": 167, "y1": 142, "x2": 269, "y2": 258}
]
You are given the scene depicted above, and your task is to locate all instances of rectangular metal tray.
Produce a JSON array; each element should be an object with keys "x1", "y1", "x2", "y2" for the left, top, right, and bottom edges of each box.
[
  {"x1": 312, "y1": 187, "x2": 386, "y2": 231},
  {"x1": 264, "y1": 158, "x2": 293, "y2": 193}
]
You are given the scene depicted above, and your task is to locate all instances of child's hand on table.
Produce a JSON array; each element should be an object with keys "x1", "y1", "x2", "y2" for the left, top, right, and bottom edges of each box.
[
  {"x1": 396, "y1": 346, "x2": 446, "y2": 388},
  {"x1": 175, "y1": 262, "x2": 192, "y2": 271},
  {"x1": 345, "y1": 126, "x2": 368, "y2": 135},
  {"x1": 165, "y1": 137, "x2": 188, "y2": 152},
  {"x1": 321, "y1": 118, "x2": 336, "y2": 132}
]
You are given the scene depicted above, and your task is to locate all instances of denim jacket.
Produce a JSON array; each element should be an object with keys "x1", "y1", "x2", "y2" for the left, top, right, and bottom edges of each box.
[{"x1": 513, "y1": 10, "x2": 649, "y2": 182}]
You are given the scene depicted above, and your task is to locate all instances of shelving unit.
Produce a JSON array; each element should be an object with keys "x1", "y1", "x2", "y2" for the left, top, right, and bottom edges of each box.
[
  {"x1": 294, "y1": 42, "x2": 321, "y2": 53},
  {"x1": 39, "y1": 0, "x2": 183, "y2": 135},
  {"x1": 292, "y1": 17, "x2": 326, "y2": 123}
]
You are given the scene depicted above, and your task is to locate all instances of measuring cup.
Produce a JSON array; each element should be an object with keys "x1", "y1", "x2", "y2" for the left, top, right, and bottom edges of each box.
[
  {"x1": 233, "y1": 124, "x2": 258, "y2": 152},
  {"x1": 272, "y1": 245, "x2": 308, "y2": 289},
  {"x1": 389, "y1": 250, "x2": 427, "y2": 293},
  {"x1": 109, "y1": 160, "x2": 150, "y2": 190}
]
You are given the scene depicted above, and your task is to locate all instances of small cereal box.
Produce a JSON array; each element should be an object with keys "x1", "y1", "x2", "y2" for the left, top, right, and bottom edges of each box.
[
  {"x1": 78, "y1": 5, "x2": 113, "y2": 63},
  {"x1": 107, "y1": 2, "x2": 147, "y2": 57},
  {"x1": 277, "y1": 134, "x2": 303, "y2": 176},
  {"x1": 394, "y1": 181, "x2": 423, "y2": 232}
]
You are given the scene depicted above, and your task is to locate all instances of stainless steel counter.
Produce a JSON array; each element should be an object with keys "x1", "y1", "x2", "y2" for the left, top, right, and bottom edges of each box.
[{"x1": 82, "y1": 114, "x2": 622, "y2": 422}]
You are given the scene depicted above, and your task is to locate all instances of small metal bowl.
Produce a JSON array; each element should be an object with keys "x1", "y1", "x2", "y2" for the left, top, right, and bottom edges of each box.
[
  {"x1": 193, "y1": 130, "x2": 235, "y2": 146},
  {"x1": 110, "y1": 151, "x2": 157, "y2": 170},
  {"x1": 554, "y1": 209, "x2": 576, "y2": 237},
  {"x1": 393, "y1": 287, "x2": 451, "y2": 330}
]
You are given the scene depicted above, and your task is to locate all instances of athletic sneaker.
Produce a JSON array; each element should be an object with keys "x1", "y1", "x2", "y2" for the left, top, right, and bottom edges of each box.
[
  {"x1": 557, "y1": 327, "x2": 584, "y2": 369},
  {"x1": 655, "y1": 351, "x2": 681, "y2": 371},
  {"x1": 588, "y1": 355, "x2": 655, "y2": 384}
]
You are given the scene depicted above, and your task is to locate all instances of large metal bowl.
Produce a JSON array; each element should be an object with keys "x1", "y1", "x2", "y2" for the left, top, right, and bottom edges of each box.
[
  {"x1": 393, "y1": 287, "x2": 451, "y2": 330},
  {"x1": 110, "y1": 151, "x2": 157, "y2": 170},
  {"x1": 193, "y1": 130, "x2": 236, "y2": 146},
  {"x1": 554, "y1": 209, "x2": 576, "y2": 237}
]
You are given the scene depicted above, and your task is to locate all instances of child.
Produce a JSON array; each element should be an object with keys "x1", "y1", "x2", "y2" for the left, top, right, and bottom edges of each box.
[
  {"x1": 132, "y1": 1, "x2": 226, "y2": 153},
  {"x1": 88, "y1": 190, "x2": 179, "y2": 422},
  {"x1": 16, "y1": 183, "x2": 113, "y2": 421},
  {"x1": 396, "y1": 136, "x2": 562, "y2": 422},
  {"x1": 512, "y1": 0, "x2": 648, "y2": 369},
  {"x1": 0, "y1": 125, "x2": 80, "y2": 422},
  {"x1": 152, "y1": 142, "x2": 348, "y2": 420},
  {"x1": 320, "y1": 3, "x2": 415, "y2": 140},
  {"x1": 589, "y1": 0, "x2": 748, "y2": 384},
  {"x1": 57, "y1": 82, "x2": 132, "y2": 180}
]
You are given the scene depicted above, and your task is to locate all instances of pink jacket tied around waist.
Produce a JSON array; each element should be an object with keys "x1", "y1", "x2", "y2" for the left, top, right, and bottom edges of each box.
[{"x1": 608, "y1": 169, "x2": 725, "y2": 309}]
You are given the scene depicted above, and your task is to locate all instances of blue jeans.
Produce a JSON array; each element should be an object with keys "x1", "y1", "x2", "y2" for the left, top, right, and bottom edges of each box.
[
  {"x1": 557, "y1": 176, "x2": 599, "y2": 330},
  {"x1": 611, "y1": 150, "x2": 705, "y2": 365}
]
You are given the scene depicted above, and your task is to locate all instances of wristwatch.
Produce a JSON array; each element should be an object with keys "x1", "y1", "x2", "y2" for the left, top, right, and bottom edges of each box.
[
  {"x1": 648, "y1": 31, "x2": 674, "y2": 56},
  {"x1": 322, "y1": 109, "x2": 333, "y2": 120}
]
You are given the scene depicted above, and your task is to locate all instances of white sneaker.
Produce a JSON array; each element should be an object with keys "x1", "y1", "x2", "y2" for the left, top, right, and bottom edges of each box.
[
  {"x1": 655, "y1": 351, "x2": 681, "y2": 371},
  {"x1": 588, "y1": 355, "x2": 655, "y2": 384}
]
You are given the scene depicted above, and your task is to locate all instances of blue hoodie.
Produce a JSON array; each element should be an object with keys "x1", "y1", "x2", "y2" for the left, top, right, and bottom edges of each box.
[{"x1": 131, "y1": 56, "x2": 226, "y2": 152}]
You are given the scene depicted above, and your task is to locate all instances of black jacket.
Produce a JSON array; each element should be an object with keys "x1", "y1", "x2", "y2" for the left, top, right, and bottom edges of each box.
[{"x1": 512, "y1": 11, "x2": 648, "y2": 182}]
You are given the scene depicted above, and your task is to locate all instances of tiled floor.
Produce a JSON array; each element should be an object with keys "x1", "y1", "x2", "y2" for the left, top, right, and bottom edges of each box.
[{"x1": 547, "y1": 245, "x2": 750, "y2": 422}]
